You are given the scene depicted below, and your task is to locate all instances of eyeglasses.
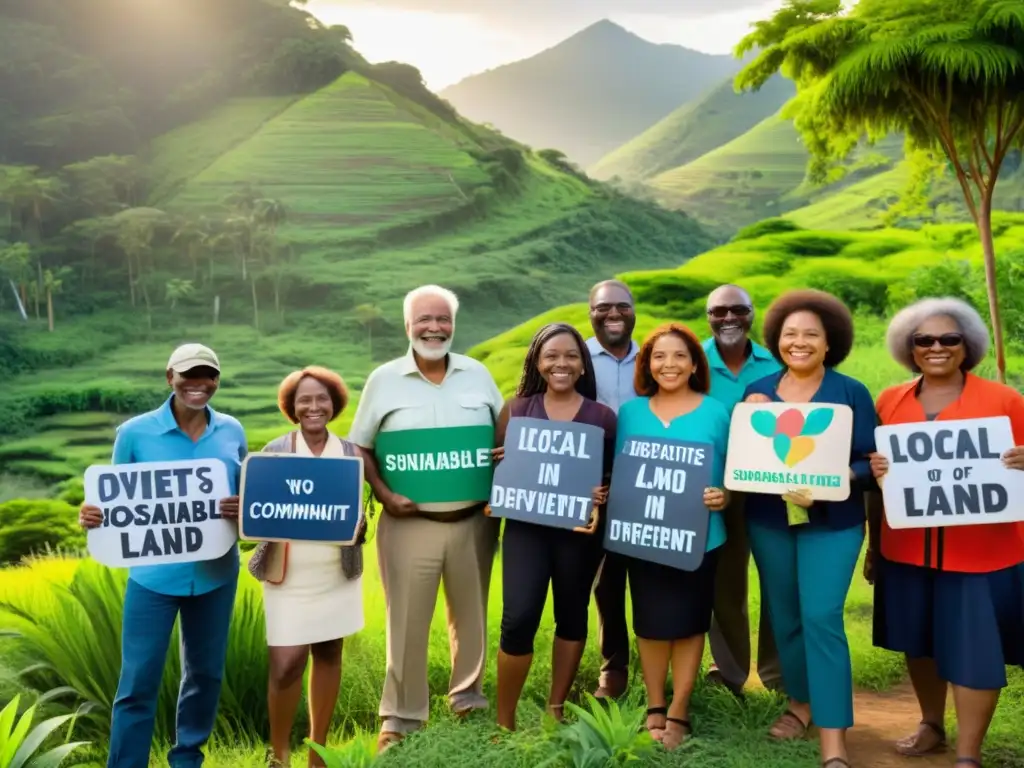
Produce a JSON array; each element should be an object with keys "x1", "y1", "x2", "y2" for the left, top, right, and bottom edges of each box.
[
  {"x1": 590, "y1": 302, "x2": 633, "y2": 314},
  {"x1": 707, "y1": 305, "x2": 753, "y2": 319},
  {"x1": 912, "y1": 333, "x2": 964, "y2": 348}
]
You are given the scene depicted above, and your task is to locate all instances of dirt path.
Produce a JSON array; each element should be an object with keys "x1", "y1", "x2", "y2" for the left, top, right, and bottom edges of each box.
[{"x1": 847, "y1": 684, "x2": 950, "y2": 768}]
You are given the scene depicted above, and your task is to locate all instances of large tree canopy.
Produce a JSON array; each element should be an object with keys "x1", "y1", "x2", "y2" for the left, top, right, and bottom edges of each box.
[{"x1": 736, "y1": 0, "x2": 1024, "y2": 381}]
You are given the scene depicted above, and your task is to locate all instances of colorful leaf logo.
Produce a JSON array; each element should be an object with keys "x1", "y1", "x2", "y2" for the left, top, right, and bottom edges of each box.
[{"x1": 749, "y1": 407, "x2": 833, "y2": 467}]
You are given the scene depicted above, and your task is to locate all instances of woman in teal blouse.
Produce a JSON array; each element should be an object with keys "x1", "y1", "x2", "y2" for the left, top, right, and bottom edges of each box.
[{"x1": 615, "y1": 322, "x2": 730, "y2": 750}]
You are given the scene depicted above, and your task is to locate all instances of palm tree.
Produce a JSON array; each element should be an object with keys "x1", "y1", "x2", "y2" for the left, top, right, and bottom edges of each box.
[
  {"x1": 43, "y1": 266, "x2": 70, "y2": 332},
  {"x1": 354, "y1": 303, "x2": 384, "y2": 358},
  {"x1": 165, "y1": 279, "x2": 196, "y2": 310},
  {"x1": 735, "y1": 0, "x2": 1024, "y2": 381}
]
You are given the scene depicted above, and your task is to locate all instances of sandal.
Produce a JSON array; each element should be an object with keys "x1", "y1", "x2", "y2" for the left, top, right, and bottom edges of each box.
[
  {"x1": 955, "y1": 759, "x2": 982, "y2": 766},
  {"x1": 661, "y1": 717, "x2": 692, "y2": 750},
  {"x1": 822, "y1": 760, "x2": 850, "y2": 768},
  {"x1": 769, "y1": 709, "x2": 810, "y2": 740},
  {"x1": 895, "y1": 720, "x2": 946, "y2": 756},
  {"x1": 376, "y1": 731, "x2": 402, "y2": 755},
  {"x1": 642, "y1": 706, "x2": 667, "y2": 740}
]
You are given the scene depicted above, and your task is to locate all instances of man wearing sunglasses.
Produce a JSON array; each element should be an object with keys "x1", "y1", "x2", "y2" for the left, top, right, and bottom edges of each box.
[
  {"x1": 585, "y1": 279, "x2": 638, "y2": 699},
  {"x1": 702, "y1": 285, "x2": 784, "y2": 697}
]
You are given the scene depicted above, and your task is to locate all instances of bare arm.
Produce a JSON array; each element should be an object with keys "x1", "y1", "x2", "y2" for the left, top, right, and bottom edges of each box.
[{"x1": 359, "y1": 445, "x2": 417, "y2": 517}]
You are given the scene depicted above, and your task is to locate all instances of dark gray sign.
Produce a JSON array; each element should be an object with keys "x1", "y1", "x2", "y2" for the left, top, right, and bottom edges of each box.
[
  {"x1": 489, "y1": 417, "x2": 605, "y2": 531},
  {"x1": 604, "y1": 436, "x2": 714, "y2": 571}
]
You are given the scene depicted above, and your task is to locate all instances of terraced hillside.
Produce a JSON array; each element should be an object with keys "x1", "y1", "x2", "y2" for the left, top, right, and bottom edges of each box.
[
  {"x1": 469, "y1": 213, "x2": 1024, "y2": 399},
  {"x1": 0, "y1": 71, "x2": 713, "y2": 489},
  {"x1": 589, "y1": 74, "x2": 795, "y2": 183}
]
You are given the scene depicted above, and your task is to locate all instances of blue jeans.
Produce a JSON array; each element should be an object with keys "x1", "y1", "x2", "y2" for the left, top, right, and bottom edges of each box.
[
  {"x1": 747, "y1": 519, "x2": 863, "y2": 729},
  {"x1": 107, "y1": 578, "x2": 237, "y2": 768}
]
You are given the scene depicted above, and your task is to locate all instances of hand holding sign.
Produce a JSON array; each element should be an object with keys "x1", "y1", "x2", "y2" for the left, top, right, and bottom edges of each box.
[
  {"x1": 382, "y1": 493, "x2": 418, "y2": 518},
  {"x1": 869, "y1": 452, "x2": 889, "y2": 481},
  {"x1": 703, "y1": 487, "x2": 727, "y2": 511},
  {"x1": 219, "y1": 496, "x2": 240, "y2": 519},
  {"x1": 1002, "y1": 445, "x2": 1024, "y2": 470}
]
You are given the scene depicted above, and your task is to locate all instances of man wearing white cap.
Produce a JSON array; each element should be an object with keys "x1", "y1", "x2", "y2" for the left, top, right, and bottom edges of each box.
[{"x1": 79, "y1": 343, "x2": 247, "y2": 768}]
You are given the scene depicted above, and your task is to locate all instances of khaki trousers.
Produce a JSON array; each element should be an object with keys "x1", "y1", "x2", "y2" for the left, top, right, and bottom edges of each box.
[
  {"x1": 376, "y1": 512, "x2": 499, "y2": 733},
  {"x1": 708, "y1": 491, "x2": 784, "y2": 692}
]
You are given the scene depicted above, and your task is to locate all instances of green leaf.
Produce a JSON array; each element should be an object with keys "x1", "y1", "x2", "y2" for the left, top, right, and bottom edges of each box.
[
  {"x1": 801, "y1": 407, "x2": 835, "y2": 436},
  {"x1": 23, "y1": 742, "x2": 89, "y2": 768},
  {"x1": 12, "y1": 714, "x2": 74, "y2": 768},
  {"x1": 751, "y1": 410, "x2": 777, "y2": 437}
]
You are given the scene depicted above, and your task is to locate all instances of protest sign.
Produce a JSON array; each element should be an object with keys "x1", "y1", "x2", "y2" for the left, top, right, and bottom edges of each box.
[
  {"x1": 604, "y1": 437, "x2": 713, "y2": 571},
  {"x1": 725, "y1": 403, "x2": 854, "y2": 501},
  {"x1": 84, "y1": 458, "x2": 235, "y2": 568},
  {"x1": 489, "y1": 417, "x2": 604, "y2": 531},
  {"x1": 239, "y1": 454, "x2": 364, "y2": 543},
  {"x1": 375, "y1": 425, "x2": 494, "y2": 503},
  {"x1": 876, "y1": 416, "x2": 1024, "y2": 529}
]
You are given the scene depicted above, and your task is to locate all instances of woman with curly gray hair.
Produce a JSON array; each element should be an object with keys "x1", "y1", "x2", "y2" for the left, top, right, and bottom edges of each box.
[{"x1": 867, "y1": 298, "x2": 1024, "y2": 768}]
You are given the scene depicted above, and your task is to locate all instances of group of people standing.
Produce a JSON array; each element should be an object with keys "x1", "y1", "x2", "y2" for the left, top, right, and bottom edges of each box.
[{"x1": 77, "y1": 280, "x2": 1024, "y2": 768}]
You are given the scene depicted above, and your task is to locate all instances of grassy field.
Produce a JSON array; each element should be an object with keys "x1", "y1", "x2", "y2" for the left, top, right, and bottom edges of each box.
[{"x1": 588, "y1": 73, "x2": 794, "y2": 183}]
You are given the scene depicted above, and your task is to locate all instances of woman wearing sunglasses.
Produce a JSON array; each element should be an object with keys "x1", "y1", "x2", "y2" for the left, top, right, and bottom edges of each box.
[{"x1": 867, "y1": 298, "x2": 1024, "y2": 768}]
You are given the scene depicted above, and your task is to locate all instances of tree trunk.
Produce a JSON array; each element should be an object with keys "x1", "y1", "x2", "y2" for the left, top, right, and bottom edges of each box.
[
  {"x1": 46, "y1": 287, "x2": 53, "y2": 332},
  {"x1": 128, "y1": 256, "x2": 136, "y2": 307},
  {"x1": 141, "y1": 281, "x2": 152, "y2": 331},
  {"x1": 274, "y1": 280, "x2": 280, "y2": 316},
  {"x1": 251, "y1": 275, "x2": 259, "y2": 330},
  {"x1": 35, "y1": 258, "x2": 42, "y2": 318},
  {"x1": 978, "y1": 191, "x2": 1005, "y2": 383}
]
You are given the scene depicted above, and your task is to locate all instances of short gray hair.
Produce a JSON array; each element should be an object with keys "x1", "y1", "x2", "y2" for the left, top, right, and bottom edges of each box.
[
  {"x1": 403, "y1": 284, "x2": 460, "y2": 325},
  {"x1": 886, "y1": 297, "x2": 989, "y2": 372}
]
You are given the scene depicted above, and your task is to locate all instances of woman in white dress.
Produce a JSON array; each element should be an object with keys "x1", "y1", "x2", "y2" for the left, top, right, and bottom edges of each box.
[{"x1": 247, "y1": 366, "x2": 365, "y2": 767}]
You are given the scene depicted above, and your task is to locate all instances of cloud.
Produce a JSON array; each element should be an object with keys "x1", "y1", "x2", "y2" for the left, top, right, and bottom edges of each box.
[{"x1": 318, "y1": 0, "x2": 771, "y2": 19}]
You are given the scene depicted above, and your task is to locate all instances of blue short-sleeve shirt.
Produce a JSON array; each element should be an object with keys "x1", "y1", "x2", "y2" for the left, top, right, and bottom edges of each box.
[
  {"x1": 615, "y1": 395, "x2": 730, "y2": 552},
  {"x1": 586, "y1": 337, "x2": 638, "y2": 414},
  {"x1": 111, "y1": 395, "x2": 247, "y2": 596},
  {"x1": 703, "y1": 338, "x2": 781, "y2": 416}
]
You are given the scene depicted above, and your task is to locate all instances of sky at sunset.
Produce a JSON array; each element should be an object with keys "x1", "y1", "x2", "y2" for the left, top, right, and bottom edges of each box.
[{"x1": 303, "y1": 0, "x2": 784, "y2": 89}]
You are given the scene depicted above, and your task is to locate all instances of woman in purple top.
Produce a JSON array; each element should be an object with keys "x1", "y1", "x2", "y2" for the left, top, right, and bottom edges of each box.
[{"x1": 493, "y1": 322, "x2": 616, "y2": 731}]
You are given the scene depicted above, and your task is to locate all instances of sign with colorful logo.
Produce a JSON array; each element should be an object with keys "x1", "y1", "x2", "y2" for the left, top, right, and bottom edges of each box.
[
  {"x1": 374, "y1": 425, "x2": 495, "y2": 503},
  {"x1": 725, "y1": 403, "x2": 854, "y2": 501}
]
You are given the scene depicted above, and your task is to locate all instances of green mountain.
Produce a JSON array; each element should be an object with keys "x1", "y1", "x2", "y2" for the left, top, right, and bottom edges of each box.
[
  {"x1": 589, "y1": 73, "x2": 795, "y2": 182},
  {"x1": 0, "y1": 6, "x2": 713, "y2": 489},
  {"x1": 439, "y1": 20, "x2": 744, "y2": 168}
]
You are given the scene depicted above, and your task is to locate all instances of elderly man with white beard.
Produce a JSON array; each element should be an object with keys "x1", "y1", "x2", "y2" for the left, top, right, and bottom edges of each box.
[{"x1": 347, "y1": 284, "x2": 504, "y2": 754}]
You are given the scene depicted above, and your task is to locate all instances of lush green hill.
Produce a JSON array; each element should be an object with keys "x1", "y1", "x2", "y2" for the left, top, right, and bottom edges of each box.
[
  {"x1": 470, "y1": 213, "x2": 1024, "y2": 399},
  {"x1": 0, "y1": 68, "x2": 713, "y2": 489},
  {"x1": 645, "y1": 114, "x2": 905, "y2": 237},
  {"x1": 439, "y1": 20, "x2": 743, "y2": 168},
  {"x1": 589, "y1": 74, "x2": 795, "y2": 182}
]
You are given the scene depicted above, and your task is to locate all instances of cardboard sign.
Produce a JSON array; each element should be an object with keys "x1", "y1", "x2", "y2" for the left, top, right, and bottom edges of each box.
[
  {"x1": 725, "y1": 403, "x2": 854, "y2": 501},
  {"x1": 374, "y1": 425, "x2": 495, "y2": 503},
  {"x1": 84, "y1": 459, "x2": 235, "y2": 568},
  {"x1": 876, "y1": 416, "x2": 1024, "y2": 529},
  {"x1": 239, "y1": 454, "x2": 364, "y2": 543},
  {"x1": 604, "y1": 437, "x2": 713, "y2": 571},
  {"x1": 489, "y1": 417, "x2": 604, "y2": 531}
]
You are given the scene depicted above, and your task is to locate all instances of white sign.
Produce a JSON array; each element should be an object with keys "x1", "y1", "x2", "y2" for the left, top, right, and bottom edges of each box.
[
  {"x1": 875, "y1": 416, "x2": 1024, "y2": 529},
  {"x1": 84, "y1": 459, "x2": 237, "y2": 567},
  {"x1": 724, "y1": 403, "x2": 854, "y2": 501}
]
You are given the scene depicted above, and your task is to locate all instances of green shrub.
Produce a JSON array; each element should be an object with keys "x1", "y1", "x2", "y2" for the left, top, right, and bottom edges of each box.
[
  {"x1": 806, "y1": 273, "x2": 889, "y2": 315},
  {"x1": 731, "y1": 218, "x2": 803, "y2": 242},
  {"x1": 771, "y1": 231, "x2": 853, "y2": 257},
  {"x1": 0, "y1": 500, "x2": 84, "y2": 564}
]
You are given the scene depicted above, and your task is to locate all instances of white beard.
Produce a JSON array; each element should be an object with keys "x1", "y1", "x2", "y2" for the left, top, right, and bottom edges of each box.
[{"x1": 411, "y1": 337, "x2": 452, "y2": 361}]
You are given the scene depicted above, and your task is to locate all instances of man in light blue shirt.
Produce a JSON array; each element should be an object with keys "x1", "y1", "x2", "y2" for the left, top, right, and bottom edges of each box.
[
  {"x1": 79, "y1": 343, "x2": 246, "y2": 768},
  {"x1": 702, "y1": 284, "x2": 784, "y2": 698},
  {"x1": 585, "y1": 279, "x2": 638, "y2": 699}
]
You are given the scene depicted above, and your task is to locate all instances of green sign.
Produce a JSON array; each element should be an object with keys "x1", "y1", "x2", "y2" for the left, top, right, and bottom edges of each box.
[{"x1": 375, "y1": 425, "x2": 495, "y2": 503}]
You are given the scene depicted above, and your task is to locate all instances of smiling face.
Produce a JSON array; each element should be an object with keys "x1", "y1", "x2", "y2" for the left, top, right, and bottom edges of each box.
[
  {"x1": 707, "y1": 285, "x2": 753, "y2": 350},
  {"x1": 407, "y1": 293, "x2": 454, "y2": 361},
  {"x1": 912, "y1": 314, "x2": 966, "y2": 378},
  {"x1": 589, "y1": 283, "x2": 636, "y2": 350},
  {"x1": 650, "y1": 332, "x2": 696, "y2": 394},
  {"x1": 294, "y1": 376, "x2": 334, "y2": 432},
  {"x1": 779, "y1": 310, "x2": 828, "y2": 373},
  {"x1": 537, "y1": 332, "x2": 584, "y2": 394},
  {"x1": 167, "y1": 365, "x2": 219, "y2": 411}
]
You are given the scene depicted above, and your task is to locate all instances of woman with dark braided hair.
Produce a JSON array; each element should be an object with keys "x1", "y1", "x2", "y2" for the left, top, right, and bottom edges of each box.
[{"x1": 492, "y1": 322, "x2": 617, "y2": 731}]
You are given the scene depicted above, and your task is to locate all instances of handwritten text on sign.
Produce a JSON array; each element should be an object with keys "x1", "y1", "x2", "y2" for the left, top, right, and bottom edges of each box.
[
  {"x1": 876, "y1": 416, "x2": 1024, "y2": 529},
  {"x1": 84, "y1": 459, "x2": 235, "y2": 568},
  {"x1": 725, "y1": 403, "x2": 854, "y2": 501},
  {"x1": 604, "y1": 437, "x2": 713, "y2": 571},
  {"x1": 239, "y1": 454, "x2": 364, "y2": 544},
  {"x1": 489, "y1": 417, "x2": 604, "y2": 531}
]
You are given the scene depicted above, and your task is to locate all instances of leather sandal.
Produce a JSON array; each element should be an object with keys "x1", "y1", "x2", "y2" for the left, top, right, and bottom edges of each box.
[
  {"x1": 822, "y1": 759, "x2": 850, "y2": 767},
  {"x1": 376, "y1": 731, "x2": 402, "y2": 754},
  {"x1": 661, "y1": 717, "x2": 691, "y2": 750},
  {"x1": 895, "y1": 720, "x2": 946, "y2": 756},
  {"x1": 769, "y1": 709, "x2": 810, "y2": 739},
  {"x1": 642, "y1": 706, "x2": 667, "y2": 739}
]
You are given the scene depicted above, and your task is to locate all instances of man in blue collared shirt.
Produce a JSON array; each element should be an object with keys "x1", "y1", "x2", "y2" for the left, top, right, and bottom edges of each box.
[
  {"x1": 79, "y1": 343, "x2": 247, "y2": 768},
  {"x1": 702, "y1": 284, "x2": 784, "y2": 697},
  {"x1": 585, "y1": 280, "x2": 638, "y2": 699}
]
